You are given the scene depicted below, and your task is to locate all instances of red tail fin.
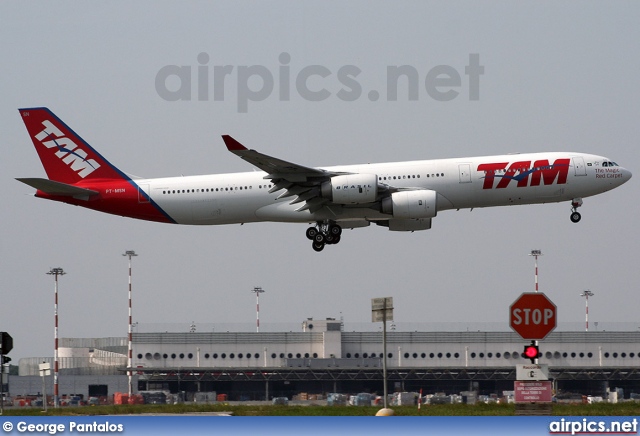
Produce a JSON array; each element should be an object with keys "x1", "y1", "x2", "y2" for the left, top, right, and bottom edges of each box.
[{"x1": 19, "y1": 107, "x2": 128, "y2": 184}]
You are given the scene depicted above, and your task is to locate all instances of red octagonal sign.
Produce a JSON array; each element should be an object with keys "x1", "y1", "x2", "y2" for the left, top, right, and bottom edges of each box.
[{"x1": 509, "y1": 292, "x2": 557, "y2": 340}]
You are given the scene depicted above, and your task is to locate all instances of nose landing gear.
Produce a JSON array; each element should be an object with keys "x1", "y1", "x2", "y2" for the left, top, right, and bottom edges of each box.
[
  {"x1": 570, "y1": 198, "x2": 583, "y2": 223},
  {"x1": 306, "y1": 221, "x2": 342, "y2": 252}
]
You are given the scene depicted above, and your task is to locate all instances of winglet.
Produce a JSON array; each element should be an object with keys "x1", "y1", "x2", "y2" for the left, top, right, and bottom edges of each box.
[{"x1": 222, "y1": 135, "x2": 248, "y2": 151}]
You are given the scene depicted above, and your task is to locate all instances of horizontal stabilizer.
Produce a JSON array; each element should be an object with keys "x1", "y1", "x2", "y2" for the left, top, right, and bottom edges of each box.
[{"x1": 16, "y1": 178, "x2": 98, "y2": 197}]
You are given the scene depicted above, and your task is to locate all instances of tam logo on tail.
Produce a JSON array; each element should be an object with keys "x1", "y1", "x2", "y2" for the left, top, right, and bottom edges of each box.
[{"x1": 33, "y1": 119, "x2": 101, "y2": 178}]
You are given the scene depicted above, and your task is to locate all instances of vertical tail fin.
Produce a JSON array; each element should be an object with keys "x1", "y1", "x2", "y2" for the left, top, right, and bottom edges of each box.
[{"x1": 19, "y1": 107, "x2": 128, "y2": 184}]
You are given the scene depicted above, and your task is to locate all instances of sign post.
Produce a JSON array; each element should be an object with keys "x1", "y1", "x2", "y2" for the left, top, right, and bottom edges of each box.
[
  {"x1": 372, "y1": 297, "x2": 393, "y2": 411},
  {"x1": 509, "y1": 293, "x2": 557, "y2": 412},
  {"x1": 39, "y1": 362, "x2": 51, "y2": 412}
]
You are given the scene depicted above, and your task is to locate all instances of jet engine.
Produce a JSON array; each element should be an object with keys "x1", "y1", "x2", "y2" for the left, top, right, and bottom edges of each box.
[
  {"x1": 381, "y1": 190, "x2": 437, "y2": 219},
  {"x1": 321, "y1": 174, "x2": 378, "y2": 204}
]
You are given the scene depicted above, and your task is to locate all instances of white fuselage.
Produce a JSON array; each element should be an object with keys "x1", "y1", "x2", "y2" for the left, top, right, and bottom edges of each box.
[{"x1": 141, "y1": 152, "x2": 630, "y2": 226}]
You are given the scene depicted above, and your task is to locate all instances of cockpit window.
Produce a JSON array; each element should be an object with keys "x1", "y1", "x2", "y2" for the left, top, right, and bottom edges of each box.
[{"x1": 602, "y1": 161, "x2": 618, "y2": 167}]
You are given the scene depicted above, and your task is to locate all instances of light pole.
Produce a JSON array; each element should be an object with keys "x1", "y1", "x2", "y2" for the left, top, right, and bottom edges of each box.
[
  {"x1": 529, "y1": 250, "x2": 543, "y2": 293},
  {"x1": 251, "y1": 287, "x2": 265, "y2": 332},
  {"x1": 580, "y1": 290, "x2": 594, "y2": 331},
  {"x1": 46, "y1": 267, "x2": 65, "y2": 408},
  {"x1": 122, "y1": 250, "x2": 137, "y2": 396}
]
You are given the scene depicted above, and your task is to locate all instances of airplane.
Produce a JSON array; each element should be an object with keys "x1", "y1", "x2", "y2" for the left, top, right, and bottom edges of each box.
[{"x1": 17, "y1": 107, "x2": 632, "y2": 252}]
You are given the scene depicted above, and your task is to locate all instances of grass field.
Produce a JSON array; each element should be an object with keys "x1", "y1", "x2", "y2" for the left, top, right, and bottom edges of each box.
[{"x1": 2, "y1": 402, "x2": 639, "y2": 416}]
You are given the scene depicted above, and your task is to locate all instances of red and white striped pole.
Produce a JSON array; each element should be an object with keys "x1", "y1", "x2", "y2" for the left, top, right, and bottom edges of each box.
[
  {"x1": 251, "y1": 287, "x2": 265, "y2": 332},
  {"x1": 529, "y1": 250, "x2": 542, "y2": 293},
  {"x1": 47, "y1": 267, "x2": 65, "y2": 408},
  {"x1": 580, "y1": 290, "x2": 594, "y2": 331},
  {"x1": 123, "y1": 251, "x2": 137, "y2": 396}
]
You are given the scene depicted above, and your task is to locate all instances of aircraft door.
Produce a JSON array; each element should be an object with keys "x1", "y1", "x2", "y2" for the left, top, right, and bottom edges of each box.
[
  {"x1": 573, "y1": 157, "x2": 587, "y2": 176},
  {"x1": 458, "y1": 164, "x2": 472, "y2": 183}
]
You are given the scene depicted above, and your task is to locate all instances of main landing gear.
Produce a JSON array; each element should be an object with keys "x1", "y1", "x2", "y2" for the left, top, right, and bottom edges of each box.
[
  {"x1": 570, "y1": 197, "x2": 583, "y2": 223},
  {"x1": 306, "y1": 221, "x2": 342, "y2": 252}
]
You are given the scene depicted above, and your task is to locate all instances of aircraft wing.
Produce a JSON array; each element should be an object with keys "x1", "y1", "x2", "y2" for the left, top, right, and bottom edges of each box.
[
  {"x1": 17, "y1": 178, "x2": 99, "y2": 197},
  {"x1": 223, "y1": 135, "x2": 349, "y2": 213}
]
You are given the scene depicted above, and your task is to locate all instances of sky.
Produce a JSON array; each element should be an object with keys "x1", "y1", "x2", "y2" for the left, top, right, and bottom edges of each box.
[{"x1": 1, "y1": 1, "x2": 638, "y2": 360}]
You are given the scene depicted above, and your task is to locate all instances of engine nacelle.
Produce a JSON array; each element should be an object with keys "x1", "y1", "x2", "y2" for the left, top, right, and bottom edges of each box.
[
  {"x1": 381, "y1": 190, "x2": 437, "y2": 219},
  {"x1": 321, "y1": 174, "x2": 378, "y2": 204}
]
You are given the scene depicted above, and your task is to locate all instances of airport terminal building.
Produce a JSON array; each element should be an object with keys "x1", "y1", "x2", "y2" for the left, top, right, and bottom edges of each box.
[{"x1": 12, "y1": 319, "x2": 640, "y2": 401}]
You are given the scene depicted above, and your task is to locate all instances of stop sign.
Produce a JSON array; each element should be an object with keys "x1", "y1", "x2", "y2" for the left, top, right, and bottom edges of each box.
[{"x1": 509, "y1": 292, "x2": 557, "y2": 340}]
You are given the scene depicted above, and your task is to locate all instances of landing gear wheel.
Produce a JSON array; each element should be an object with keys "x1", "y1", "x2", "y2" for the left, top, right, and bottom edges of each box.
[
  {"x1": 307, "y1": 221, "x2": 342, "y2": 250},
  {"x1": 306, "y1": 227, "x2": 318, "y2": 240},
  {"x1": 570, "y1": 198, "x2": 583, "y2": 224},
  {"x1": 329, "y1": 225, "x2": 342, "y2": 237}
]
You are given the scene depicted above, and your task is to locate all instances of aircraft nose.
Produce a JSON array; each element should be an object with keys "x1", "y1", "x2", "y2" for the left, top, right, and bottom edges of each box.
[{"x1": 622, "y1": 167, "x2": 632, "y2": 181}]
